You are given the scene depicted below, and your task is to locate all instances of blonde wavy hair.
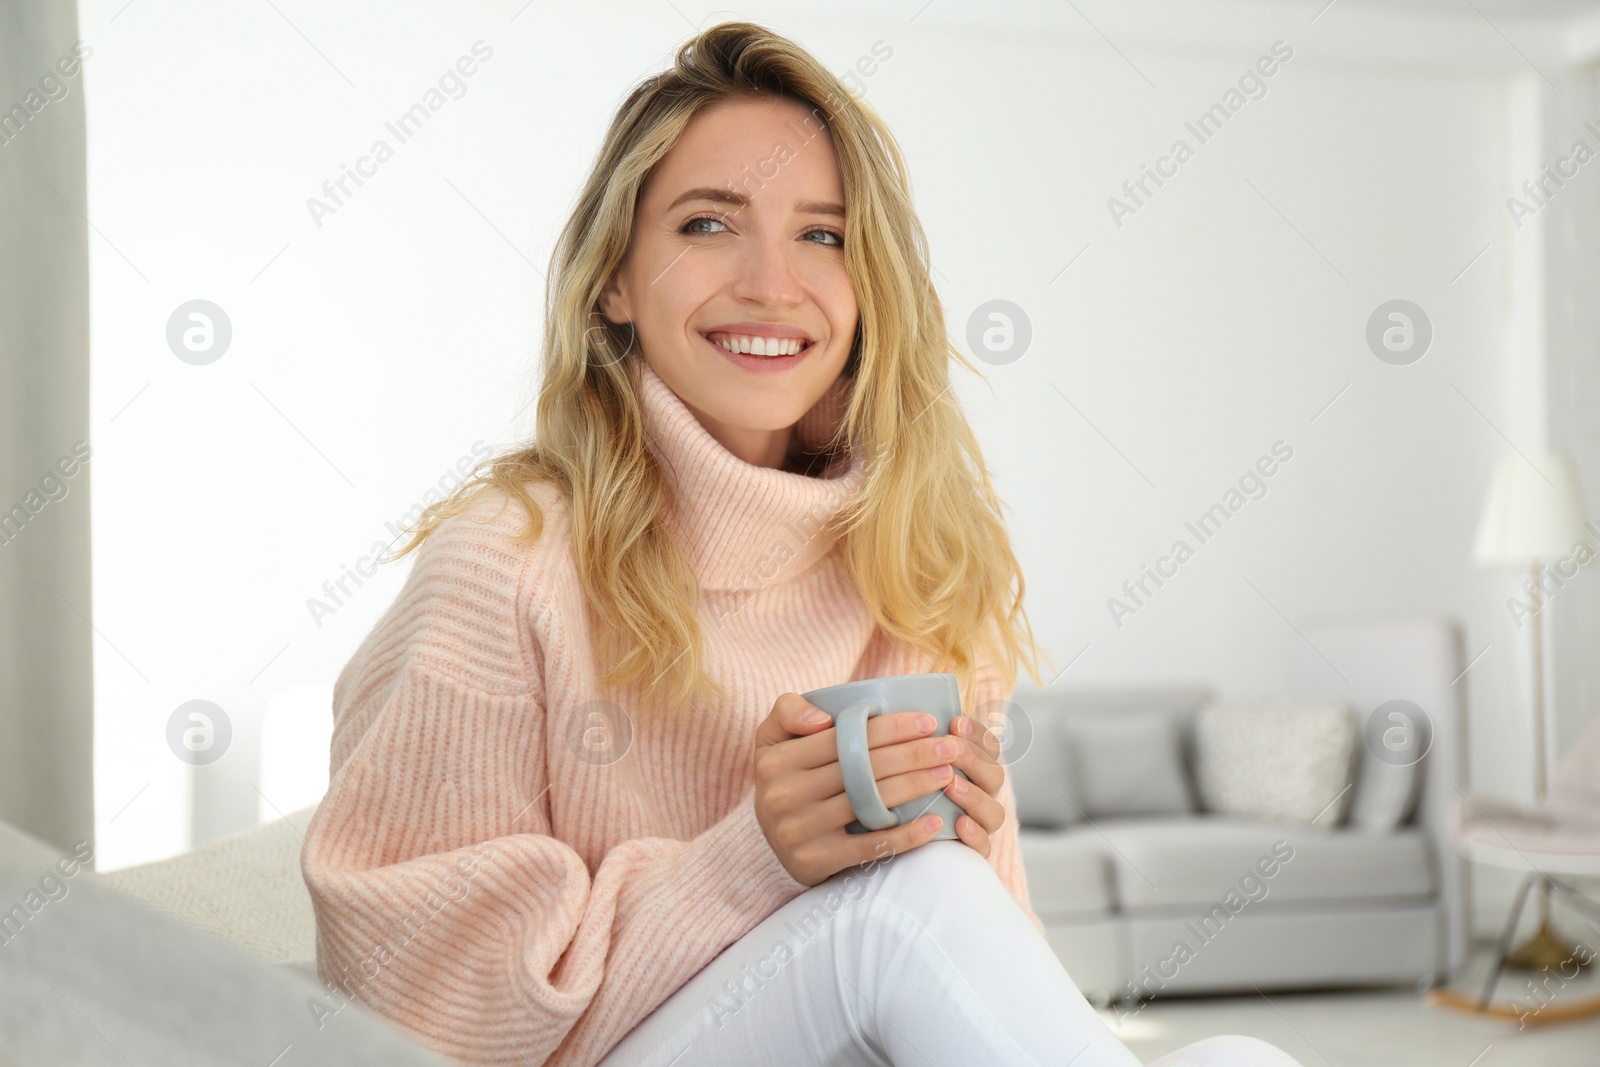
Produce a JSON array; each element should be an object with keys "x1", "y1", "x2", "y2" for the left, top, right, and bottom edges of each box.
[{"x1": 390, "y1": 20, "x2": 1049, "y2": 717}]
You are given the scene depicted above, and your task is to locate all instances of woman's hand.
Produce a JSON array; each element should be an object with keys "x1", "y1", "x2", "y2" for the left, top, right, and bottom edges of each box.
[
  {"x1": 938, "y1": 713, "x2": 1009, "y2": 859},
  {"x1": 752, "y1": 693, "x2": 958, "y2": 886}
]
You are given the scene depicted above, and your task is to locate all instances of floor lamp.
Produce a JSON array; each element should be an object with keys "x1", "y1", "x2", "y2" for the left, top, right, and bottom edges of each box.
[{"x1": 1472, "y1": 449, "x2": 1590, "y2": 969}]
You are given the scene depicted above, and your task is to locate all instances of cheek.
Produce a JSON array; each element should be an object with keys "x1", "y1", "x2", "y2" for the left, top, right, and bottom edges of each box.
[
  {"x1": 810, "y1": 273, "x2": 858, "y2": 339},
  {"x1": 638, "y1": 265, "x2": 709, "y2": 333}
]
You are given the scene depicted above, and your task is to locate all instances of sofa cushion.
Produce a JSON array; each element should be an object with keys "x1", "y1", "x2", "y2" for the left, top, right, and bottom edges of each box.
[
  {"x1": 1348, "y1": 701, "x2": 1426, "y2": 833},
  {"x1": 1063, "y1": 710, "x2": 1196, "y2": 817},
  {"x1": 1007, "y1": 687, "x2": 1209, "y2": 827},
  {"x1": 1091, "y1": 816, "x2": 1434, "y2": 911},
  {"x1": 1002, "y1": 697, "x2": 1082, "y2": 829},
  {"x1": 1193, "y1": 699, "x2": 1356, "y2": 826},
  {"x1": 1016, "y1": 827, "x2": 1115, "y2": 917}
]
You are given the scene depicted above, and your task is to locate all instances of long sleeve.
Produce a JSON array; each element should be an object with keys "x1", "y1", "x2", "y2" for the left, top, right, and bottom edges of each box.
[
  {"x1": 298, "y1": 485, "x2": 816, "y2": 1067},
  {"x1": 988, "y1": 767, "x2": 1045, "y2": 937},
  {"x1": 968, "y1": 654, "x2": 1046, "y2": 937},
  {"x1": 301, "y1": 656, "x2": 811, "y2": 1067}
]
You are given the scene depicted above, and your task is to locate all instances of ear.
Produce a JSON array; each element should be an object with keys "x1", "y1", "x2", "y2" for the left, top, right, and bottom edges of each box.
[{"x1": 597, "y1": 273, "x2": 631, "y2": 325}]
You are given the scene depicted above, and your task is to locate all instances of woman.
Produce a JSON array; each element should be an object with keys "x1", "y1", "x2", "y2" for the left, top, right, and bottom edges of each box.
[{"x1": 301, "y1": 21, "x2": 1304, "y2": 1067}]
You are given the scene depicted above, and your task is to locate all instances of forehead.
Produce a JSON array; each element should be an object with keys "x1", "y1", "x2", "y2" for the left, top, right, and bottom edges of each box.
[{"x1": 642, "y1": 95, "x2": 844, "y2": 207}]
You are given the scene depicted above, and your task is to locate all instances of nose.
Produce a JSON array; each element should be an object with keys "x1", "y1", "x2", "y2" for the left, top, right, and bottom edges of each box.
[{"x1": 731, "y1": 232, "x2": 804, "y2": 308}]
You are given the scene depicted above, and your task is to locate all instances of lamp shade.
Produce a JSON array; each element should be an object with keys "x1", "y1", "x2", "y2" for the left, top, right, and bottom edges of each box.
[{"x1": 1473, "y1": 450, "x2": 1590, "y2": 566}]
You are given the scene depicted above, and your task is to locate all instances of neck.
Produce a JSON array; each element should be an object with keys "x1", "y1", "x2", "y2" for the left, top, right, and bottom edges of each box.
[
  {"x1": 679, "y1": 395, "x2": 795, "y2": 470},
  {"x1": 634, "y1": 358, "x2": 867, "y2": 591}
]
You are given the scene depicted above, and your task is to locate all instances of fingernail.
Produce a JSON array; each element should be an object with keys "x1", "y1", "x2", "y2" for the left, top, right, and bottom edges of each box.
[
  {"x1": 933, "y1": 763, "x2": 952, "y2": 779},
  {"x1": 802, "y1": 707, "x2": 830, "y2": 725},
  {"x1": 936, "y1": 738, "x2": 957, "y2": 757},
  {"x1": 922, "y1": 814, "x2": 942, "y2": 832},
  {"x1": 948, "y1": 776, "x2": 966, "y2": 794},
  {"x1": 918, "y1": 714, "x2": 936, "y2": 734}
]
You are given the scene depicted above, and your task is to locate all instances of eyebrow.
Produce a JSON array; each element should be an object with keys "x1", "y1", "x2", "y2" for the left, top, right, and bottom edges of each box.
[{"x1": 665, "y1": 186, "x2": 845, "y2": 218}]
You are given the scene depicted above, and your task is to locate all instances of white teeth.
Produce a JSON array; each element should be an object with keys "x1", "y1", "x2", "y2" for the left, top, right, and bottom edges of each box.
[{"x1": 709, "y1": 334, "x2": 807, "y2": 357}]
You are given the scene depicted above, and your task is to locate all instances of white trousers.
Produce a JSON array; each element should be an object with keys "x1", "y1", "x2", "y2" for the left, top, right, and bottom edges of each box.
[{"x1": 598, "y1": 839, "x2": 1305, "y2": 1067}]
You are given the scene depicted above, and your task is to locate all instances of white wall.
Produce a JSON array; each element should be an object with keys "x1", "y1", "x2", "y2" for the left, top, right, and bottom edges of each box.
[
  {"x1": 1545, "y1": 64, "x2": 1600, "y2": 768},
  {"x1": 1, "y1": 0, "x2": 93, "y2": 855},
  {"x1": 81, "y1": 0, "x2": 1597, "y2": 948}
]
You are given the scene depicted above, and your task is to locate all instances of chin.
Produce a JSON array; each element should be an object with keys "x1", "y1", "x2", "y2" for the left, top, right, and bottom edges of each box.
[{"x1": 707, "y1": 393, "x2": 808, "y2": 431}]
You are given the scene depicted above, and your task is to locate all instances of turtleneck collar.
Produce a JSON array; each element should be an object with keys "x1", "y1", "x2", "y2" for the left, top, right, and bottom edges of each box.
[{"x1": 636, "y1": 358, "x2": 866, "y2": 592}]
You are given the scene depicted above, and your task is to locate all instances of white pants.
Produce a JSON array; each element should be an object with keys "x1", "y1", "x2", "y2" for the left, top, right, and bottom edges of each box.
[{"x1": 598, "y1": 840, "x2": 1304, "y2": 1067}]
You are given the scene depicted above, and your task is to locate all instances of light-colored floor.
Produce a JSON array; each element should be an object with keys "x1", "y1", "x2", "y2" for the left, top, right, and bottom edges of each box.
[{"x1": 1099, "y1": 942, "x2": 1600, "y2": 1066}]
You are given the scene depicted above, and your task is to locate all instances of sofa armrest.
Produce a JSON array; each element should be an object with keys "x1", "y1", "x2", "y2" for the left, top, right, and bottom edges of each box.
[{"x1": 1290, "y1": 614, "x2": 1470, "y2": 977}]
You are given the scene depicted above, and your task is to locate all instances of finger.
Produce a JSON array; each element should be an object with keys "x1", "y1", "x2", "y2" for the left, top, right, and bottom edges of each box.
[
  {"x1": 837, "y1": 810, "x2": 948, "y2": 869},
  {"x1": 788, "y1": 728, "x2": 959, "y2": 806},
  {"x1": 953, "y1": 811, "x2": 993, "y2": 858},
  {"x1": 790, "y1": 758, "x2": 960, "y2": 838},
  {"x1": 952, "y1": 714, "x2": 1002, "y2": 765},
  {"x1": 946, "y1": 727, "x2": 1005, "y2": 798},
  {"x1": 780, "y1": 709, "x2": 938, "y2": 772},
  {"x1": 755, "y1": 693, "x2": 838, "y2": 751},
  {"x1": 941, "y1": 767, "x2": 1006, "y2": 836}
]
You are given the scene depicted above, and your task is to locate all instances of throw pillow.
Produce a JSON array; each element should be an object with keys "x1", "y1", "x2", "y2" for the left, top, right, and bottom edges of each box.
[
  {"x1": 1194, "y1": 699, "x2": 1356, "y2": 826},
  {"x1": 1062, "y1": 710, "x2": 1196, "y2": 817},
  {"x1": 995, "y1": 695, "x2": 1083, "y2": 828},
  {"x1": 1346, "y1": 701, "x2": 1427, "y2": 832}
]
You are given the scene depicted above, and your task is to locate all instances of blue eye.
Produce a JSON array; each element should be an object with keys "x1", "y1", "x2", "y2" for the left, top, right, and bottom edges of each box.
[
  {"x1": 682, "y1": 214, "x2": 729, "y2": 235},
  {"x1": 681, "y1": 214, "x2": 843, "y2": 248}
]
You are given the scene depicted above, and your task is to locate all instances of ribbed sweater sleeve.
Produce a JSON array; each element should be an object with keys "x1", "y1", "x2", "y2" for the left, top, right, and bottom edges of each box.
[
  {"x1": 970, "y1": 654, "x2": 1045, "y2": 937},
  {"x1": 300, "y1": 502, "x2": 810, "y2": 1067}
]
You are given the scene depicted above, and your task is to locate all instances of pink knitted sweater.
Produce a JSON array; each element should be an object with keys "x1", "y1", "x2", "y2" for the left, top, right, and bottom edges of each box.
[{"x1": 301, "y1": 359, "x2": 1040, "y2": 1067}]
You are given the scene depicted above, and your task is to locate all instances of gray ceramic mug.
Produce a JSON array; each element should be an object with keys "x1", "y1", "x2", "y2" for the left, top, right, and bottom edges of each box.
[{"x1": 800, "y1": 673, "x2": 967, "y2": 841}]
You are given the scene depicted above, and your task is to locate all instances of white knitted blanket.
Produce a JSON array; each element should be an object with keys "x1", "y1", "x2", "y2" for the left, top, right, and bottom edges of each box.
[{"x1": 99, "y1": 805, "x2": 321, "y2": 976}]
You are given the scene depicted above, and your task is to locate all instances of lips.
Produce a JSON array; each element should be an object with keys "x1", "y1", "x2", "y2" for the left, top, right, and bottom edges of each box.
[
  {"x1": 702, "y1": 331, "x2": 814, "y2": 357},
  {"x1": 699, "y1": 320, "x2": 816, "y2": 358},
  {"x1": 699, "y1": 329, "x2": 814, "y2": 373}
]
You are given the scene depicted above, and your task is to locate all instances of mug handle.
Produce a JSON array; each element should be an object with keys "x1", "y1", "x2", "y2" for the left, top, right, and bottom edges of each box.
[{"x1": 835, "y1": 702, "x2": 899, "y2": 831}]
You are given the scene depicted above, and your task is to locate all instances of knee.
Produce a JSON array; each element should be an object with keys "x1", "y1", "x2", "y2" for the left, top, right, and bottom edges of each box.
[
  {"x1": 869, "y1": 838, "x2": 991, "y2": 886},
  {"x1": 845, "y1": 840, "x2": 1006, "y2": 921},
  {"x1": 1147, "y1": 1035, "x2": 1303, "y2": 1067}
]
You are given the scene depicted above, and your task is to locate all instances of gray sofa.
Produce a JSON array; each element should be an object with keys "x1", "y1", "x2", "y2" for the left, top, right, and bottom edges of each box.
[
  {"x1": 0, "y1": 817, "x2": 450, "y2": 1066},
  {"x1": 1009, "y1": 615, "x2": 1470, "y2": 1004}
]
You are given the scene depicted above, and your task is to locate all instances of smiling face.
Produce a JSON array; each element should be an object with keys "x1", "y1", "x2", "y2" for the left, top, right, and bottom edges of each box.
[{"x1": 598, "y1": 94, "x2": 857, "y2": 470}]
